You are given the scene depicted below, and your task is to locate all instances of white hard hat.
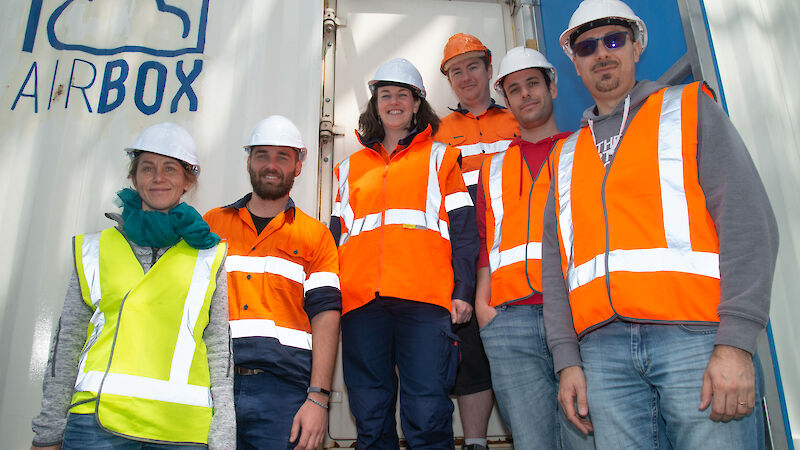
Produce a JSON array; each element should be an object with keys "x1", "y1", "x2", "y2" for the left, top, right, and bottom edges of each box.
[
  {"x1": 244, "y1": 115, "x2": 307, "y2": 161},
  {"x1": 125, "y1": 122, "x2": 200, "y2": 175},
  {"x1": 560, "y1": 0, "x2": 647, "y2": 60},
  {"x1": 368, "y1": 58, "x2": 427, "y2": 99},
  {"x1": 494, "y1": 46, "x2": 557, "y2": 97}
]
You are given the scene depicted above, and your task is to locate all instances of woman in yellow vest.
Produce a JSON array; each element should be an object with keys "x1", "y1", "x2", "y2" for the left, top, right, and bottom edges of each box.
[
  {"x1": 30, "y1": 123, "x2": 234, "y2": 449},
  {"x1": 329, "y1": 58, "x2": 479, "y2": 449}
]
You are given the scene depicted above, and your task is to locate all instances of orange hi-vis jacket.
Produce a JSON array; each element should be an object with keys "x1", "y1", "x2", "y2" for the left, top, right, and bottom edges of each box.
[
  {"x1": 480, "y1": 143, "x2": 551, "y2": 307},
  {"x1": 333, "y1": 126, "x2": 472, "y2": 314},
  {"x1": 434, "y1": 102, "x2": 519, "y2": 192},
  {"x1": 204, "y1": 198, "x2": 340, "y2": 353},
  {"x1": 551, "y1": 82, "x2": 721, "y2": 336}
]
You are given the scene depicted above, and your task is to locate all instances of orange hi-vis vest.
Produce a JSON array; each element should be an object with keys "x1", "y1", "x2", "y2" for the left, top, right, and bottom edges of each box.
[
  {"x1": 435, "y1": 105, "x2": 519, "y2": 190},
  {"x1": 204, "y1": 202, "x2": 340, "y2": 351},
  {"x1": 480, "y1": 144, "x2": 551, "y2": 307},
  {"x1": 334, "y1": 127, "x2": 471, "y2": 314},
  {"x1": 551, "y1": 82, "x2": 721, "y2": 336}
]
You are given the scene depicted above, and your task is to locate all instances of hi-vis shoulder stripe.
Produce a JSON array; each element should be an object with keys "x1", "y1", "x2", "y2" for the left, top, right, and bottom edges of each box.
[
  {"x1": 74, "y1": 244, "x2": 220, "y2": 408},
  {"x1": 225, "y1": 256, "x2": 339, "y2": 293},
  {"x1": 226, "y1": 255, "x2": 305, "y2": 284},
  {"x1": 457, "y1": 140, "x2": 513, "y2": 158},
  {"x1": 230, "y1": 319, "x2": 313, "y2": 350},
  {"x1": 337, "y1": 142, "x2": 453, "y2": 245},
  {"x1": 557, "y1": 85, "x2": 719, "y2": 293},
  {"x1": 80, "y1": 232, "x2": 102, "y2": 306},
  {"x1": 76, "y1": 232, "x2": 105, "y2": 377},
  {"x1": 74, "y1": 371, "x2": 211, "y2": 408},
  {"x1": 462, "y1": 169, "x2": 480, "y2": 187}
]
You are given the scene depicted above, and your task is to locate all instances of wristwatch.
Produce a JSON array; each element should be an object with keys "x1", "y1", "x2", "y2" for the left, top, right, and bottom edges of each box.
[{"x1": 307, "y1": 386, "x2": 331, "y2": 396}]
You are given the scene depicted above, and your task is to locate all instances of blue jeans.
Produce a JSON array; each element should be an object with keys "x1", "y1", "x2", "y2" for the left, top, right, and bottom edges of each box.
[
  {"x1": 62, "y1": 413, "x2": 207, "y2": 449},
  {"x1": 341, "y1": 298, "x2": 459, "y2": 450},
  {"x1": 479, "y1": 304, "x2": 595, "y2": 450},
  {"x1": 234, "y1": 370, "x2": 307, "y2": 449},
  {"x1": 579, "y1": 321, "x2": 765, "y2": 449}
]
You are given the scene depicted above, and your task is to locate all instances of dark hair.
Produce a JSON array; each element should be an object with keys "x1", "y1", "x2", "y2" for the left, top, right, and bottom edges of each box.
[
  {"x1": 358, "y1": 83, "x2": 441, "y2": 142},
  {"x1": 128, "y1": 151, "x2": 198, "y2": 187},
  {"x1": 499, "y1": 67, "x2": 552, "y2": 98}
]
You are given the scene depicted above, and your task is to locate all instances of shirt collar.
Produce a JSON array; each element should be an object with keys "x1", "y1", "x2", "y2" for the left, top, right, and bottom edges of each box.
[
  {"x1": 224, "y1": 192, "x2": 295, "y2": 213},
  {"x1": 449, "y1": 98, "x2": 507, "y2": 115}
]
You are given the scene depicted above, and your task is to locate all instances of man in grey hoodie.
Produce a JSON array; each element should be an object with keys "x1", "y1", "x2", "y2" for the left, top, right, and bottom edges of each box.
[{"x1": 541, "y1": 1, "x2": 778, "y2": 449}]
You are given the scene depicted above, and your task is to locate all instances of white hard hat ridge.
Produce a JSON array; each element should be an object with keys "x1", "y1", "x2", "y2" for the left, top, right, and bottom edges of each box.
[
  {"x1": 369, "y1": 58, "x2": 427, "y2": 99},
  {"x1": 244, "y1": 115, "x2": 307, "y2": 161},
  {"x1": 560, "y1": 0, "x2": 648, "y2": 59},
  {"x1": 494, "y1": 46, "x2": 557, "y2": 97},
  {"x1": 125, "y1": 122, "x2": 200, "y2": 172}
]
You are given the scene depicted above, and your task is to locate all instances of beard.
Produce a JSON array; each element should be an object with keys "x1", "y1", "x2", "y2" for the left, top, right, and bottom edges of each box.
[
  {"x1": 249, "y1": 166, "x2": 295, "y2": 200},
  {"x1": 592, "y1": 60, "x2": 621, "y2": 93}
]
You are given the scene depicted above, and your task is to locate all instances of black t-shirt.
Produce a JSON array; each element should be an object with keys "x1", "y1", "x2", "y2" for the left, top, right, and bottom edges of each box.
[{"x1": 249, "y1": 210, "x2": 274, "y2": 235}]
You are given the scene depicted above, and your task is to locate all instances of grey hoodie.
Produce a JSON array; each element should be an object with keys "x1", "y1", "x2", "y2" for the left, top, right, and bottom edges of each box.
[
  {"x1": 31, "y1": 213, "x2": 235, "y2": 448},
  {"x1": 542, "y1": 80, "x2": 779, "y2": 373}
]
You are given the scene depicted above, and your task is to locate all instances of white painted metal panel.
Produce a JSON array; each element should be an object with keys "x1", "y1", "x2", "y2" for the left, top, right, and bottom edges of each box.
[
  {"x1": 0, "y1": 1, "x2": 322, "y2": 447},
  {"x1": 704, "y1": 0, "x2": 800, "y2": 446},
  {"x1": 327, "y1": 0, "x2": 513, "y2": 443}
]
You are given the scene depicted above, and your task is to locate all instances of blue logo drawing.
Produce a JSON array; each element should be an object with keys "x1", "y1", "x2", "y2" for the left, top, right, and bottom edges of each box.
[{"x1": 24, "y1": 0, "x2": 209, "y2": 56}]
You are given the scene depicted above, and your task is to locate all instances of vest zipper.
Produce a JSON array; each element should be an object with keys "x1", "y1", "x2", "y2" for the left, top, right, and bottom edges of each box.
[{"x1": 376, "y1": 162, "x2": 389, "y2": 296}]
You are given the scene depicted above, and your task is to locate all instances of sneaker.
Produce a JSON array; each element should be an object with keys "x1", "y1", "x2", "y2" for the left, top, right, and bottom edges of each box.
[{"x1": 462, "y1": 445, "x2": 489, "y2": 450}]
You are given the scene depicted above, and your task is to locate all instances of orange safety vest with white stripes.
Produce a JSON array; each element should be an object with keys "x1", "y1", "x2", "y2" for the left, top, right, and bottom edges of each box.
[
  {"x1": 480, "y1": 144, "x2": 550, "y2": 306},
  {"x1": 435, "y1": 105, "x2": 519, "y2": 191},
  {"x1": 334, "y1": 127, "x2": 471, "y2": 314},
  {"x1": 551, "y1": 82, "x2": 721, "y2": 336},
  {"x1": 204, "y1": 203, "x2": 340, "y2": 351}
]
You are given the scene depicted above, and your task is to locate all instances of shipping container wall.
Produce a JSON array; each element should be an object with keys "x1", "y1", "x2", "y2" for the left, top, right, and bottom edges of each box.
[
  {"x1": 702, "y1": 0, "x2": 800, "y2": 446},
  {"x1": 0, "y1": 1, "x2": 323, "y2": 447}
]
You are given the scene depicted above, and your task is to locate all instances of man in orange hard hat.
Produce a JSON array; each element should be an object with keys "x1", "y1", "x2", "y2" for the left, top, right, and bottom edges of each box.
[{"x1": 434, "y1": 33, "x2": 519, "y2": 450}]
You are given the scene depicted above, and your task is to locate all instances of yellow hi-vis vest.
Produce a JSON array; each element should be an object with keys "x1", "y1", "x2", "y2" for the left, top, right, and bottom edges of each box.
[{"x1": 69, "y1": 227, "x2": 226, "y2": 445}]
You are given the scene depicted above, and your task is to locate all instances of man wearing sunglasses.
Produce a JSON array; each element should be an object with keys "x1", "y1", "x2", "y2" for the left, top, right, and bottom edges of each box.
[{"x1": 541, "y1": 0, "x2": 778, "y2": 448}]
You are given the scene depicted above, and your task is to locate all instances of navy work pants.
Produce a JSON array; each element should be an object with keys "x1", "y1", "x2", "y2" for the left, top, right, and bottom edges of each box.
[
  {"x1": 341, "y1": 297, "x2": 460, "y2": 450},
  {"x1": 235, "y1": 370, "x2": 307, "y2": 449}
]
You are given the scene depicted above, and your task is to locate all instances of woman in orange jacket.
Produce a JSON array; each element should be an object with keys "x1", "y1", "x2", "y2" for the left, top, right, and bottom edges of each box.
[{"x1": 330, "y1": 58, "x2": 479, "y2": 449}]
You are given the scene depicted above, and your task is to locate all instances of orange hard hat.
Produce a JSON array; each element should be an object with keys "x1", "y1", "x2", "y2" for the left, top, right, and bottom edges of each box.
[{"x1": 440, "y1": 33, "x2": 491, "y2": 74}]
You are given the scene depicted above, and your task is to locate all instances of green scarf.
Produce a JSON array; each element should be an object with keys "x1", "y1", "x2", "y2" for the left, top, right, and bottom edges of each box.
[{"x1": 117, "y1": 188, "x2": 220, "y2": 250}]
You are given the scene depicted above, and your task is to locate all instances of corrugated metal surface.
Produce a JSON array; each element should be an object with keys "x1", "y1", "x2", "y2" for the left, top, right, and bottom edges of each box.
[
  {"x1": 704, "y1": 0, "x2": 800, "y2": 446},
  {"x1": 0, "y1": 1, "x2": 322, "y2": 446}
]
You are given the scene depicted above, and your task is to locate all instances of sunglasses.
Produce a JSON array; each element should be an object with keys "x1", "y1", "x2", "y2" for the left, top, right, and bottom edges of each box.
[{"x1": 573, "y1": 31, "x2": 629, "y2": 57}]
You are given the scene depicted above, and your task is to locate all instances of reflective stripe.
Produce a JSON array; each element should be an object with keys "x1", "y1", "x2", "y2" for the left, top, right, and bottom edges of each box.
[
  {"x1": 349, "y1": 212, "x2": 382, "y2": 238},
  {"x1": 567, "y1": 248, "x2": 720, "y2": 291},
  {"x1": 304, "y1": 271, "x2": 340, "y2": 293},
  {"x1": 491, "y1": 242, "x2": 542, "y2": 273},
  {"x1": 457, "y1": 140, "x2": 512, "y2": 158},
  {"x1": 462, "y1": 169, "x2": 480, "y2": 187},
  {"x1": 426, "y1": 142, "x2": 449, "y2": 240},
  {"x1": 81, "y1": 232, "x2": 102, "y2": 306},
  {"x1": 229, "y1": 319, "x2": 313, "y2": 350},
  {"x1": 76, "y1": 309, "x2": 105, "y2": 376},
  {"x1": 169, "y1": 246, "x2": 218, "y2": 384},
  {"x1": 487, "y1": 152, "x2": 506, "y2": 272},
  {"x1": 556, "y1": 133, "x2": 579, "y2": 278},
  {"x1": 659, "y1": 86, "x2": 692, "y2": 250},
  {"x1": 225, "y1": 255, "x2": 305, "y2": 285},
  {"x1": 75, "y1": 232, "x2": 104, "y2": 377},
  {"x1": 444, "y1": 191, "x2": 472, "y2": 212},
  {"x1": 74, "y1": 370, "x2": 212, "y2": 408},
  {"x1": 337, "y1": 159, "x2": 354, "y2": 246}
]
